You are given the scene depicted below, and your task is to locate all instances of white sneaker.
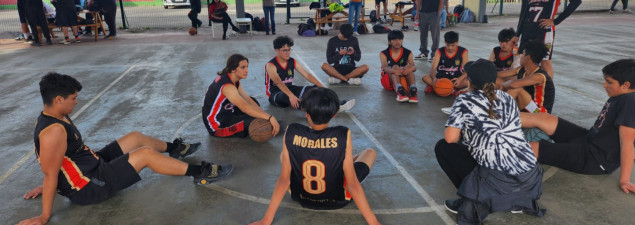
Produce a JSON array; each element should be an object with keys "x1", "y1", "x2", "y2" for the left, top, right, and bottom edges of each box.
[
  {"x1": 328, "y1": 77, "x2": 341, "y2": 84},
  {"x1": 624, "y1": 9, "x2": 632, "y2": 13},
  {"x1": 414, "y1": 26, "x2": 419, "y2": 31},
  {"x1": 353, "y1": 32, "x2": 360, "y2": 36},
  {"x1": 338, "y1": 99, "x2": 355, "y2": 112},
  {"x1": 348, "y1": 78, "x2": 362, "y2": 85},
  {"x1": 441, "y1": 107, "x2": 452, "y2": 115}
]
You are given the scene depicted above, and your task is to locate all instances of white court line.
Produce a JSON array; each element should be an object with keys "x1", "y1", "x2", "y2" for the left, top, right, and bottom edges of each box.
[
  {"x1": 292, "y1": 47, "x2": 325, "y2": 87},
  {"x1": 346, "y1": 112, "x2": 455, "y2": 224},
  {"x1": 0, "y1": 65, "x2": 137, "y2": 186}
]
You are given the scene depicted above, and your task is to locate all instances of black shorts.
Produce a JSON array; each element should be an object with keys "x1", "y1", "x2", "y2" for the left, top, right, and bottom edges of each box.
[
  {"x1": 268, "y1": 85, "x2": 317, "y2": 108},
  {"x1": 354, "y1": 161, "x2": 370, "y2": 183},
  {"x1": 18, "y1": 0, "x2": 27, "y2": 23},
  {"x1": 55, "y1": 4, "x2": 79, "y2": 27},
  {"x1": 537, "y1": 118, "x2": 605, "y2": 174},
  {"x1": 375, "y1": 0, "x2": 386, "y2": 5},
  {"x1": 334, "y1": 64, "x2": 358, "y2": 77},
  {"x1": 68, "y1": 141, "x2": 141, "y2": 205},
  {"x1": 211, "y1": 97, "x2": 259, "y2": 138}
]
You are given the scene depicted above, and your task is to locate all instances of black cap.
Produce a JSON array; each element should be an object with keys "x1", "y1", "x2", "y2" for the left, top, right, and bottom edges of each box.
[{"x1": 465, "y1": 59, "x2": 497, "y2": 88}]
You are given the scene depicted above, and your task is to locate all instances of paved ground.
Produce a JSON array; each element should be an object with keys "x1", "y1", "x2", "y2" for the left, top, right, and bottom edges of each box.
[{"x1": 0, "y1": 12, "x2": 634, "y2": 225}]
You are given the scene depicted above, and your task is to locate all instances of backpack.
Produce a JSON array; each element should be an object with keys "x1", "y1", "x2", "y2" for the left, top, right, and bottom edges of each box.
[
  {"x1": 302, "y1": 30, "x2": 316, "y2": 37},
  {"x1": 370, "y1": 10, "x2": 377, "y2": 23},
  {"x1": 373, "y1": 24, "x2": 387, "y2": 33},
  {"x1": 244, "y1": 12, "x2": 254, "y2": 21},
  {"x1": 298, "y1": 23, "x2": 312, "y2": 35},
  {"x1": 453, "y1": 4, "x2": 464, "y2": 18},
  {"x1": 307, "y1": 18, "x2": 316, "y2": 30},
  {"x1": 309, "y1": 2, "x2": 321, "y2": 9},
  {"x1": 252, "y1": 16, "x2": 266, "y2": 31},
  {"x1": 460, "y1": 8, "x2": 475, "y2": 23}
]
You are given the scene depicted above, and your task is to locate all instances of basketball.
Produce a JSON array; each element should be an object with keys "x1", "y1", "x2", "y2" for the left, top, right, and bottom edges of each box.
[
  {"x1": 249, "y1": 118, "x2": 273, "y2": 143},
  {"x1": 188, "y1": 27, "x2": 197, "y2": 35},
  {"x1": 434, "y1": 78, "x2": 454, "y2": 97}
]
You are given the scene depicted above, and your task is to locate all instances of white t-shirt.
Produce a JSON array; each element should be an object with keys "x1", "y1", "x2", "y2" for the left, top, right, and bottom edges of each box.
[{"x1": 43, "y1": 2, "x2": 56, "y2": 19}]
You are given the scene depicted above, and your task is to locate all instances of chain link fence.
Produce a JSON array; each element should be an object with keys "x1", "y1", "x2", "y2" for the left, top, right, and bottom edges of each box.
[{"x1": 0, "y1": 0, "x2": 626, "y2": 35}]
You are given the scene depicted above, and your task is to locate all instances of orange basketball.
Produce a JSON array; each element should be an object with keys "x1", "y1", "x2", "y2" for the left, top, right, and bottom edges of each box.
[
  {"x1": 249, "y1": 118, "x2": 273, "y2": 143},
  {"x1": 434, "y1": 78, "x2": 454, "y2": 97},
  {"x1": 188, "y1": 27, "x2": 197, "y2": 35}
]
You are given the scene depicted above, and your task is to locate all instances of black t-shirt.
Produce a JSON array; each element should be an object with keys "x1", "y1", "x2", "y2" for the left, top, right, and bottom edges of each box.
[
  {"x1": 587, "y1": 92, "x2": 635, "y2": 172},
  {"x1": 266, "y1": 57, "x2": 296, "y2": 97},
  {"x1": 34, "y1": 112, "x2": 100, "y2": 197},
  {"x1": 285, "y1": 123, "x2": 351, "y2": 210},
  {"x1": 326, "y1": 36, "x2": 361, "y2": 66},
  {"x1": 493, "y1": 47, "x2": 514, "y2": 71},
  {"x1": 435, "y1": 46, "x2": 467, "y2": 79},
  {"x1": 202, "y1": 74, "x2": 240, "y2": 134}
]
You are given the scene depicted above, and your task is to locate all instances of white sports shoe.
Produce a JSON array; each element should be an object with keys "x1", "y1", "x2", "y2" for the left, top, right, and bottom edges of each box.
[
  {"x1": 328, "y1": 77, "x2": 341, "y2": 84},
  {"x1": 348, "y1": 78, "x2": 362, "y2": 85},
  {"x1": 338, "y1": 99, "x2": 355, "y2": 112},
  {"x1": 441, "y1": 107, "x2": 452, "y2": 115},
  {"x1": 353, "y1": 32, "x2": 360, "y2": 36}
]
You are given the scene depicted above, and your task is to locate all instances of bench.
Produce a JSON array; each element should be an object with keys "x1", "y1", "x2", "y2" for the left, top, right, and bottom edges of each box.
[
  {"x1": 313, "y1": 8, "x2": 371, "y2": 34},
  {"x1": 41, "y1": 11, "x2": 107, "y2": 42},
  {"x1": 389, "y1": 1, "x2": 414, "y2": 28}
]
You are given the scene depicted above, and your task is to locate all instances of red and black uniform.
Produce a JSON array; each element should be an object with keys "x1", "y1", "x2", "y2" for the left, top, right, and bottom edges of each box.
[
  {"x1": 285, "y1": 123, "x2": 369, "y2": 210},
  {"x1": 517, "y1": 0, "x2": 581, "y2": 60},
  {"x1": 492, "y1": 46, "x2": 514, "y2": 71},
  {"x1": 518, "y1": 66, "x2": 555, "y2": 113},
  {"x1": 266, "y1": 57, "x2": 316, "y2": 108},
  {"x1": 435, "y1": 46, "x2": 467, "y2": 80},
  {"x1": 202, "y1": 74, "x2": 256, "y2": 137},
  {"x1": 34, "y1": 112, "x2": 140, "y2": 205},
  {"x1": 380, "y1": 47, "x2": 412, "y2": 91}
]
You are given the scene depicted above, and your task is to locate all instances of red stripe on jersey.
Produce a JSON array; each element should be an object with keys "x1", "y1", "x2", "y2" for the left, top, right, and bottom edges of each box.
[
  {"x1": 213, "y1": 121, "x2": 245, "y2": 137},
  {"x1": 265, "y1": 64, "x2": 271, "y2": 97},
  {"x1": 550, "y1": 0, "x2": 560, "y2": 20},
  {"x1": 207, "y1": 84, "x2": 229, "y2": 132},
  {"x1": 343, "y1": 179, "x2": 352, "y2": 201},
  {"x1": 60, "y1": 156, "x2": 89, "y2": 191},
  {"x1": 534, "y1": 75, "x2": 547, "y2": 113}
]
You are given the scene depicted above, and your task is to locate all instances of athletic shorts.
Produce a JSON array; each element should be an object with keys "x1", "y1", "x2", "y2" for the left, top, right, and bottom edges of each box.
[
  {"x1": 334, "y1": 64, "x2": 357, "y2": 77},
  {"x1": 18, "y1": 0, "x2": 27, "y2": 23},
  {"x1": 375, "y1": 0, "x2": 386, "y2": 5},
  {"x1": 519, "y1": 29, "x2": 555, "y2": 61},
  {"x1": 54, "y1": 4, "x2": 79, "y2": 27},
  {"x1": 537, "y1": 118, "x2": 605, "y2": 175},
  {"x1": 211, "y1": 97, "x2": 259, "y2": 138},
  {"x1": 380, "y1": 71, "x2": 394, "y2": 91},
  {"x1": 353, "y1": 161, "x2": 370, "y2": 183},
  {"x1": 268, "y1": 85, "x2": 316, "y2": 108},
  {"x1": 68, "y1": 141, "x2": 141, "y2": 205}
]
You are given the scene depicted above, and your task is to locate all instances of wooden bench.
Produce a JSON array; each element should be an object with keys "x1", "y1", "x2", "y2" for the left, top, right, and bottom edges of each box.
[
  {"x1": 313, "y1": 8, "x2": 370, "y2": 34},
  {"x1": 42, "y1": 11, "x2": 107, "y2": 42},
  {"x1": 389, "y1": 1, "x2": 414, "y2": 28}
]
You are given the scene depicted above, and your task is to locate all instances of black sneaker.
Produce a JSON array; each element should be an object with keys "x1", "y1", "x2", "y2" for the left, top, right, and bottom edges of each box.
[
  {"x1": 197, "y1": 20, "x2": 203, "y2": 28},
  {"x1": 194, "y1": 161, "x2": 233, "y2": 185},
  {"x1": 232, "y1": 26, "x2": 240, "y2": 32},
  {"x1": 444, "y1": 199, "x2": 462, "y2": 214},
  {"x1": 396, "y1": 86, "x2": 409, "y2": 102},
  {"x1": 414, "y1": 52, "x2": 427, "y2": 60},
  {"x1": 408, "y1": 87, "x2": 418, "y2": 103},
  {"x1": 169, "y1": 138, "x2": 201, "y2": 159},
  {"x1": 15, "y1": 33, "x2": 24, "y2": 41},
  {"x1": 46, "y1": 39, "x2": 52, "y2": 45},
  {"x1": 24, "y1": 36, "x2": 34, "y2": 43},
  {"x1": 30, "y1": 41, "x2": 41, "y2": 46}
]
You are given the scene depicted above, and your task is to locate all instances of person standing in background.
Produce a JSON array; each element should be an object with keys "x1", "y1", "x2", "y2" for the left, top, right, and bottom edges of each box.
[{"x1": 262, "y1": 0, "x2": 276, "y2": 35}]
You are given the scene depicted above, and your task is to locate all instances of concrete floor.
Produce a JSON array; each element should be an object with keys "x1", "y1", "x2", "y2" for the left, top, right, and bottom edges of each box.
[{"x1": 1, "y1": 12, "x2": 634, "y2": 225}]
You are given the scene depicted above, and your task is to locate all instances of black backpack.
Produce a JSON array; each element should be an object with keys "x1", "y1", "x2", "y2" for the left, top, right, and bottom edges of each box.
[
  {"x1": 253, "y1": 16, "x2": 266, "y2": 31},
  {"x1": 306, "y1": 18, "x2": 316, "y2": 30},
  {"x1": 298, "y1": 23, "x2": 312, "y2": 35},
  {"x1": 373, "y1": 24, "x2": 387, "y2": 33},
  {"x1": 370, "y1": 10, "x2": 377, "y2": 23},
  {"x1": 453, "y1": 4, "x2": 464, "y2": 21}
]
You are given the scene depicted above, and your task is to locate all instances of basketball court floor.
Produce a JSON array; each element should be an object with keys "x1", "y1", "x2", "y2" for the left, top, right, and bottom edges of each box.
[{"x1": 0, "y1": 12, "x2": 634, "y2": 225}]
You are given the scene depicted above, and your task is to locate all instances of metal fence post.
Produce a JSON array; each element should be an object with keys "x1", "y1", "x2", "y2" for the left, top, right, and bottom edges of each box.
[
  {"x1": 119, "y1": 0, "x2": 127, "y2": 29},
  {"x1": 286, "y1": 0, "x2": 291, "y2": 24},
  {"x1": 500, "y1": 0, "x2": 503, "y2": 16},
  {"x1": 207, "y1": 0, "x2": 211, "y2": 26}
]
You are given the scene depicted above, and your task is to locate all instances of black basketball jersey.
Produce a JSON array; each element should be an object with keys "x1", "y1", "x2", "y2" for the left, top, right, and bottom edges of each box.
[
  {"x1": 33, "y1": 112, "x2": 99, "y2": 197},
  {"x1": 493, "y1": 47, "x2": 514, "y2": 71},
  {"x1": 202, "y1": 74, "x2": 240, "y2": 134},
  {"x1": 436, "y1": 46, "x2": 467, "y2": 79},
  {"x1": 265, "y1": 57, "x2": 296, "y2": 97},
  {"x1": 285, "y1": 123, "x2": 351, "y2": 210},
  {"x1": 381, "y1": 47, "x2": 412, "y2": 68},
  {"x1": 518, "y1": 67, "x2": 555, "y2": 113},
  {"x1": 518, "y1": 0, "x2": 560, "y2": 37}
]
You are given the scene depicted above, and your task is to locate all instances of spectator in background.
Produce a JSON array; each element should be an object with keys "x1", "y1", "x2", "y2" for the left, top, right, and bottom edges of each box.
[
  {"x1": 348, "y1": 0, "x2": 363, "y2": 36},
  {"x1": 52, "y1": 0, "x2": 81, "y2": 44},
  {"x1": 609, "y1": 0, "x2": 631, "y2": 13},
  {"x1": 16, "y1": 0, "x2": 34, "y2": 42},
  {"x1": 262, "y1": 0, "x2": 276, "y2": 35},
  {"x1": 25, "y1": 0, "x2": 53, "y2": 46},
  {"x1": 414, "y1": 0, "x2": 443, "y2": 61},
  {"x1": 439, "y1": 0, "x2": 448, "y2": 30},
  {"x1": 85, "y1": 0, "x2": 118, "y2": 39},
  {"x1": 43, "y1": 1, "x2": 56, "y2": 23},
  {"x1": 188, "y1": 0, "x2": 203, "y2": 30},
  {"x1": 209, "y1": 0, "x2": 240, "y2": 40}
]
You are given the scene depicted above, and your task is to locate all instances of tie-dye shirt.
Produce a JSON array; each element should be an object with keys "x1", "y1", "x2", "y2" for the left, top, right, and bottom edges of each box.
[{"x1": 446, "y1": 90, "x2": 537, "y2": 175}]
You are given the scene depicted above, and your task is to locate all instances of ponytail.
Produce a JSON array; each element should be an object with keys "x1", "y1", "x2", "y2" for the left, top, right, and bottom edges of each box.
[{"x1": 481, "y1": 83, "x2": 499, "y2": 119}]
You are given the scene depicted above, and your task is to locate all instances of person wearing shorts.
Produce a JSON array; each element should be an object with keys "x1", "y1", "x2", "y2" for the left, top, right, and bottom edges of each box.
[
  {"x1": 379, "y1": 30, "x2": 418, "y2": 103},
  {"x1": 375, "y1": 0, "x2": 388, "y2": 23},
  {"x1": 19, "y1": 72, "x2": 232, "y2": 225},
  {"x1": 53, "y1": 0, "x2": 81, "y2": 44},
  {"x1": 321, "y1": 24, "x2": 368, "y2": 85},
  {"x1": 203, "y1": 54, "x2": 280, "y2": 138},
  {"x1": 251, "y1": 87, "x2": 380, "y2": 225},
  {"x1": 520, "y1": 59, "x2": 635, "y2": 194}
]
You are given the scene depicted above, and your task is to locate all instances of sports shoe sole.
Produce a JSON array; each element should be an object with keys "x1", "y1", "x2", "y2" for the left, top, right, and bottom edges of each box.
[
  {"x1": 444, "y1": 200, "x2": 458, "y2": 214},
  {"x1": 338, "y1": 99, "x2": 355, "y2": 112},
  {"x1": 441, "y1": 107, "x2": 452, "y2": 115},
  {"x1": 196, "y1": 164, "x2": 233, "y2": 185}
]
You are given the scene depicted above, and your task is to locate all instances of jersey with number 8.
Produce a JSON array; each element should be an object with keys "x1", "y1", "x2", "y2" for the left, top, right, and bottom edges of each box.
[{"x1": 285, "y1": 123, "x2": 350, "y2": 210}]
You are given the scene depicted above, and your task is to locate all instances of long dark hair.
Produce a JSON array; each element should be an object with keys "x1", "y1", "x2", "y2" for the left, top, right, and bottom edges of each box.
[
  {"x1": 478, "y1": 82, "x2": 499, "y2": 119},
  {"x1": 218, "y1": 54, "x2": 248, "y2": 76}
]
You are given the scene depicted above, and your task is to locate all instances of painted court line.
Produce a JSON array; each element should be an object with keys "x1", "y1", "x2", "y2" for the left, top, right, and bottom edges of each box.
[
  {"x1": 346, "y1": 112, "x2": 455, "y2": 224},
  {"x1": 0, "y1": 65, "x2": 136, "y2": 186},
  {"x1": 292, "y1": 47, "x2": 325, "y2": 87}
]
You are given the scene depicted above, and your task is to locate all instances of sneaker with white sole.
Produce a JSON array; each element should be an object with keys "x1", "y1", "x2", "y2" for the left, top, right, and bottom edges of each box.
[
  {"x1": 414, "y1": 52, "x2": 428, "y2": 60},
  {"x1": 353, "y1": 32, "x2": 360, "y2": 36},
  {"x1": 348, "y1": 78, "x2": 362, "y2": 85},
  {"x1": 194, "y1": 161, "x2": 233, "y2": 185},
  {"x1": 396, "y1": 86, "x2": 409, "y2": 102},
  {"x1": 338, "y1": 99, "x2": 355, "y2": 112},
  {"x1": 59, "y1": 38, "x2": 71, "y2": 45},
  {"x1": 444, "y1": 199, "x2": 462, "y2": 214},
  {"x1": 441, "y1": 107, "x2": 452, "y2": 115},
  {"x1": 328, "y1": 77, "x2": 341, "y2": 84}
]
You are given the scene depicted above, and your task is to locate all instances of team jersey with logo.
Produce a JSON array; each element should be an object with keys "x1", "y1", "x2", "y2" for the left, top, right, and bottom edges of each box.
[
  {"x1": 435, "y1": 46, "x2": 467, "y2": 79},
  {"x1": 202, "y1": 74, "x2": 240, "y2": 134},
  {"x1": 493, "y1": 47, "x2": 514, "y2": 71},
  {"x1": 381, "y1": 47, "x2": 412, "y2": 68},
  {"x1": 285, "y1": 123, "x2": 351, "y2": 210},
  {"x1": 518, "y1": 0, "x2": 560, "y2": 38},
  {"x1": 518, "y1": 66, "x2": 555, "y2": 113},
  {"x1": 34, "y1": 112, "x2": 99, "y2": 197},
  {"x1": 265, "y1": 57, "x2": 296, "y2": 97}
]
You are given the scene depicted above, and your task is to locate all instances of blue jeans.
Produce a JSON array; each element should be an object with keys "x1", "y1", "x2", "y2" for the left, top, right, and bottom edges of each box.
[
  {"x1": 348, "y1": 1, "x2": 362, "y2": 32},
  {"x1": 263, "y1": 6, "x2": 275, "y2": 33},
  {"x1": 439, "y1": 9, "x2": 447, "y2": 28}
]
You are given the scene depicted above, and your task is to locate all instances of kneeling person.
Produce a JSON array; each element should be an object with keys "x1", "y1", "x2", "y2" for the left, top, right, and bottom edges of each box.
[
  {"x1": 321, "y1": 24, "x2": 369, "y2": 85},
  {"x1": 20, "y1": 73, "x2": 232, "y2": 225},
  {"x1": 203, "y1": 54, "x2": 280, "y2": 139},
  {"x1": 251, "y1": 88, "x2": 380, "y2": 225}
]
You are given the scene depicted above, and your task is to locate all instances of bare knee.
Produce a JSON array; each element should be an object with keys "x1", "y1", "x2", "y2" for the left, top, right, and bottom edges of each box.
[
  {"x1": 359, "y1": 64, "x2": 369, "y2": 73},
  {"x1": 321, "y1": 62, "x2": 331, "y2": 70}
]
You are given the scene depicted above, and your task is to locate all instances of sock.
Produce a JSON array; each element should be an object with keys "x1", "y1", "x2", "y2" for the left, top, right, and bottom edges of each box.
[
  {"x1": 74, "y1": 35, "x2": 79, "y2": 39},
  {"x1": 64, "y1": 36, "x2": 69, "y2": 40},
  {"x1": 396, "y1": 84, "x2": 403, "y2": 90},
  {"x1": 166, "y1": 141, "x2": 179, "y2": 153},
  {"x1": 410, "y1": 84, "x2": 416, "y2": 89},
  {"x1": 185, "y1": 164, "x2": 203, "y2": 176}
]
